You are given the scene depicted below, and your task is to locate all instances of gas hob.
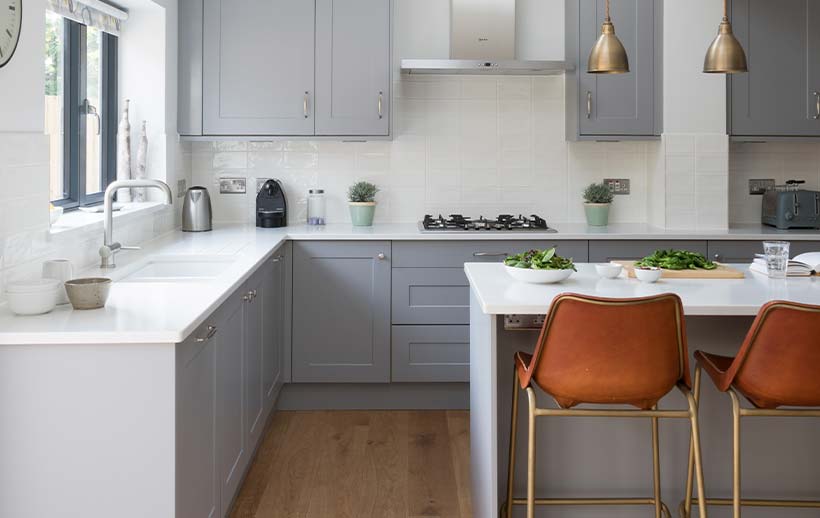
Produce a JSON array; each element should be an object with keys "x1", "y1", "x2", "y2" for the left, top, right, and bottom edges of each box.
[{"x1": 420, "y1": 214, "x2": 558, "y2": 232}]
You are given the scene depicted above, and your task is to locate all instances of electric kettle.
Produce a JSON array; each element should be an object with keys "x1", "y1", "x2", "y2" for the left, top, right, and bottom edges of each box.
[{"x1": 182, "y1": 186, "x2": 213, "y2": 232}]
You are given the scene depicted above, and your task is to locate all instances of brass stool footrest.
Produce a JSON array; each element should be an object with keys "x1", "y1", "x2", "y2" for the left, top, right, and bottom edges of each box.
[
  {"x1": 680, "y1": 497, "x2": 820, "y2": 512},
  {"x1": 508, "y1": 497, "x2": 671, "y2": 514}
]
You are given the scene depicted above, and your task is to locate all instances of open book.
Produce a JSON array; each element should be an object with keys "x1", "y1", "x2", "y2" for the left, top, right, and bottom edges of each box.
[{"x1": 750, "y1": 252, "x2": 820, "y2": 277}]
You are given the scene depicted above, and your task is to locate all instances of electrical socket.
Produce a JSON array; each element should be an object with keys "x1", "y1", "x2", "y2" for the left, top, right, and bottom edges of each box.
[
  {"x1": 748, "y1": 179, "x2": 775, "y2": 195},
  {"x1": 176, "y1": 179, "x2": 187, "y2": 197},
  {"x1": 219, "y1": 177, "x2": 247, "y2": 194},
  {"x1": 604, "y1": 178, "x2": 631, "y2": 195}
]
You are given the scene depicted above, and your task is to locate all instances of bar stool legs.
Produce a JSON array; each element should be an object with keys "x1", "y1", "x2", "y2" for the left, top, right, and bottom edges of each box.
[
  {"x1": 503, "y1": 374, "x2": 706, "y2": 518},
  {"x1": 681, "y1": 365, "x2": 820, "y2": 517}
]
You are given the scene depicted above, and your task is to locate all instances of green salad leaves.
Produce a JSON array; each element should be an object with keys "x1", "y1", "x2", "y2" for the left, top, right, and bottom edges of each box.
[
  {"x1": 635, "y1": 249, "x2": 717, "y2": 270},
  {"x1": 504, "y1": 248, "x2": 576, "y2": 271}
]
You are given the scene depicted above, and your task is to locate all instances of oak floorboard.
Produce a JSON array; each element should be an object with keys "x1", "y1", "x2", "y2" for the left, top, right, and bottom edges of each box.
[
  {"x1": 229, "y1": 410, "x2": 470, "y2": 518},
  {"x1": 407, "y1": 411, "x2": 462, "y2": 518}
]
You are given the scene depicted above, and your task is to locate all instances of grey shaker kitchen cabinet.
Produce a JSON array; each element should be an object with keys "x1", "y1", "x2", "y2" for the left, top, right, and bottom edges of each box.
[
  {"x1": 391, "y1": 240, "x2": 589, "y2": 268},
  {"x1": 565, "y1": 0, "x2": 662, "y2": 140},
  {"x1": 728, "y1": 0, "x2": 820, "y2": 138},
  {"x1": 176, "y1": 324, "x2": 218, "y2": 518},
  {"x1": 708, "y1": 240, "x2": 820, "y2": 263},
  {"x1": 315, "y1": 0, "x2": 391, "y2": 136},
  {"x1": 201, "y1": 0, "x2": 316, "y2": 135},
  {"x1": 392, "y1": 268, "x2": 470, "y2": 325},
  {"x1": 214, "y1": 294, "x2": 247, "y2": 517},
  {"x1": 243, "y1": 270, "x2": 265, "y2": 452},
  {"x1": 262, "y1": 249, "x2": 287, "y2": 410},
  {"x1": 588, "y1": 240, "x2": 708, "y2": 262},
  {"x1": 292, "y1": 241, "x2": 391, "y2": 383},
  {"x1": 391, "y1": 325, "x2": 470, "y2": 383}
]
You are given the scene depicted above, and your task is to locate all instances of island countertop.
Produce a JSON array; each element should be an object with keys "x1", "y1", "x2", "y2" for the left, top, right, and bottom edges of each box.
[{"x1": 465, "y1": 263, "x2": 820, "y2": 316}]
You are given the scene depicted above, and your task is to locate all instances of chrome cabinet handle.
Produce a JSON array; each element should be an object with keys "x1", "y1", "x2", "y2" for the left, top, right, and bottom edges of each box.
[
  {"x1": 586, "y1": 91, "x2": 592, "y2": 119},
  {"x1": 377, "y1": 253, "x2": 386, "y2": 260},
  {"x1": 250, "y1": 289, "x2": 257, "y2": 299},
  {"x1": 304, "y1": 91, "x2": 310, "y2": 119},
  {"x1": 378, "y1": 91, "x2": 383, "y2": 119},
  {"x1": 271, "y1": 255, "x2": 284, "y2": 263},
  {"x1": 473, "y1": 252, "x2": 508, "y2": 257},
  {"x1": 713, "y1": 253, "x2": 722, "y2": 262},
  {"x1": 196, "y1": 325, "x2": 217, "y2": 342},
  {"x1": 814, "y1": 91, "x2": 820, "y2": 120},
  {"x1": 242, "y1": 293, "x2": 251, "y2": 302}
]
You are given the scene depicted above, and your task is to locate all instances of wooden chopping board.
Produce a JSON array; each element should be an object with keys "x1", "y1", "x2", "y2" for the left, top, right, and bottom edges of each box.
[{"x1": 615, "y1": 261, "x2": 746, "y2": 279}]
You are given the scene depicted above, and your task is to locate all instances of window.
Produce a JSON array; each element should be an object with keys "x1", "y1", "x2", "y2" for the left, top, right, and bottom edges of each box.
[{"x1": 45, "y1": 11, "x2": 118, "y2": 208}]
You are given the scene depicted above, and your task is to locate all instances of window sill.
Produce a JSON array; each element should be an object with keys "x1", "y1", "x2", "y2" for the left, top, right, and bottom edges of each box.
[{"x1": 49, "y1": 202, "x2": 171, "y2": 237}]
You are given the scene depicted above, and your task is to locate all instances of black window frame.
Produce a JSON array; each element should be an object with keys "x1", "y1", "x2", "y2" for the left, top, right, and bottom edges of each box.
[{"x1": 52, "y1": 17, "x2": 118, "y2": 210}]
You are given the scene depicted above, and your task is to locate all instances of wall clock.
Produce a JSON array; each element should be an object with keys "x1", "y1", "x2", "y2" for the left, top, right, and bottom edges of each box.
[{"x1": 0, "y1": 0, "x2": 22, "y2": 68}]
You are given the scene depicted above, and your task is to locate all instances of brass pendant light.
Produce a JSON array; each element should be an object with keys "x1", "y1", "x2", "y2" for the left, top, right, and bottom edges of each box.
[
  {"x1": 703, "y1": 0, "x2": 748, "y2": 73},
  {"x1": 587, "y1": 0, "x2": 630, "y2": 74}
]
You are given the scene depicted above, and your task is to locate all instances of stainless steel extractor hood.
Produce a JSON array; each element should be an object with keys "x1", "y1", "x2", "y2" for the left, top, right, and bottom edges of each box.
[{"x1": 401, "y1": 0, "x2": 572, "y2": 76}]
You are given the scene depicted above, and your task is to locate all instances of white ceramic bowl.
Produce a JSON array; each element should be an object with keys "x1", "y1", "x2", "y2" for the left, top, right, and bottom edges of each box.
[
  {"x1": 504, "y1": 265, "x2": 574, "y2": 284},
  {"x1": 6, "y1": 278, "x2": 61, "y2": 315},
  {"x1": 595, "y1": 262, "x2": 623, "y2": 279},
  {"x1": 634, "y1": 266, "x2": 663, "y2": 283}
]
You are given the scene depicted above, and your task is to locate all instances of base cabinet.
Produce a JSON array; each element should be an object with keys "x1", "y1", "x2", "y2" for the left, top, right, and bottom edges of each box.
[
  {"x1": 176, "y1": 247, "x2": 287, "y2": 518},
  {"x1": 292, "y1": 241, "x2": 391, "y2": 383}
]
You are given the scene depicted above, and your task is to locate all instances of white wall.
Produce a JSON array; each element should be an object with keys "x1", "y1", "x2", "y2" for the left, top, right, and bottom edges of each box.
[
  {"x1": 0, "y1": 0, "x2": 184, "y2": 302},
  {"x1": 663, "y1": 0, "x2": 726, "y2": 134},
  {"x1": 0, "y1": 0, "x2": 45, "y2": 132}
]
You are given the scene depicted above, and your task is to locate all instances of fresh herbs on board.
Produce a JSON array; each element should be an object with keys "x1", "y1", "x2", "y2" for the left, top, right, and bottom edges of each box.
[
  {"x1": 635, "y1": 249, "x2": 718, "y2": 270},
  {"x1": 504, "y1": 248, "x2": 577, "y2": 271}
]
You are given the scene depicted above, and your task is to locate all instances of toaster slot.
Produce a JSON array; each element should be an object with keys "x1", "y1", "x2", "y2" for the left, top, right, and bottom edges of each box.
[{"x1": 794, "y1": 193, "x2": 800, "y2": 216}]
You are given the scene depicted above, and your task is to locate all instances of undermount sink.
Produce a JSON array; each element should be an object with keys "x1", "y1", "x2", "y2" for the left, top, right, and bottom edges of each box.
[{"x1": 118, "y1": 255, "x2": 236, "y2": 283}]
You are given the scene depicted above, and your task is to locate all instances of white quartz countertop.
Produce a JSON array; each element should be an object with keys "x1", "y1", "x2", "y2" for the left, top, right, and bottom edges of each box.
[
  {"x1": 465, "y1": 263, "x2": 820, "y2": 316},
  {"x1": 284, "y1": 222, "x2": 820, "y2": 241},
  {"x1": 0, "y1": 226, "x2": 290, "y2": 345},
  {"x1": 2, "y1": 221, "x2": 820, "y2": 346}
]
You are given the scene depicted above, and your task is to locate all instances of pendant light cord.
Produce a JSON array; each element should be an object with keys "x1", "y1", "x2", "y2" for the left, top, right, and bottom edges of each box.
[
  {"x1": 722, "y1": 0, "x2": 728, "y2": 21},
  {"x1": 605, "y1": 0, "x2": 611, "y2": 21}
]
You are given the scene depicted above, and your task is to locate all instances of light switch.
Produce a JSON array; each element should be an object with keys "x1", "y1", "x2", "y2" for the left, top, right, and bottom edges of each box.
[{"x1": 748, "y1": 179, "x2": 775, "y2": 195}]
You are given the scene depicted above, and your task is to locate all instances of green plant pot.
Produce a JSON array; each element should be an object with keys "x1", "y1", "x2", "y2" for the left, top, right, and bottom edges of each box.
[
  {"x1": 349, "y1": 202, "x2": 376, "y2": 226},
  {"x1": 584, "y1": 203, "x2": 610, "y2": 226}
]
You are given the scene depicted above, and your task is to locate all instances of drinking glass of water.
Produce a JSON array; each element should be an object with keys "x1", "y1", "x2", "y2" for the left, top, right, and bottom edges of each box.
[{"x1": 763, "y1": 241, "x2": 790, "y2": 278}]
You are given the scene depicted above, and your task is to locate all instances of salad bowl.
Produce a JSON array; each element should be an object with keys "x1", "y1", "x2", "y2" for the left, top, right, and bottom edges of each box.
[{"x1": 503, "y1": 247, "x2": 576, "y2": 284}]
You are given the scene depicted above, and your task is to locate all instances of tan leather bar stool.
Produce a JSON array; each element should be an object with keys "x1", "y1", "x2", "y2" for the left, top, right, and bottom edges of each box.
[
  {"x1": 503, "y1": 293, "x2": 708, "y2": 518},
  {"x1": 681, "y1": 300, "x2": 820, "y2": 518}
]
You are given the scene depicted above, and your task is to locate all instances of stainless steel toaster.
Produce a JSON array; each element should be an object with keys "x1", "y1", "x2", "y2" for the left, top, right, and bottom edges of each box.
[
  {"x1": 762, "y1": 181, "x2": 820, "y2": 230},
  {"x1": 182, "y1": 186, "x2": 213, "y2": 232}
]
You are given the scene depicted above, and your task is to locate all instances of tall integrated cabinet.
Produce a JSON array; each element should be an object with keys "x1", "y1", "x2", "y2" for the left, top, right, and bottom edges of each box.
[
  {"x1": 565, "y1": 0, "x2": 662, "y2": 140},
  {"x1": 180, "y1": 0, "x2": 391, "y2": 137},
  {"x1": 728, "y1": 0, "x2": 820, "y2": 138}
]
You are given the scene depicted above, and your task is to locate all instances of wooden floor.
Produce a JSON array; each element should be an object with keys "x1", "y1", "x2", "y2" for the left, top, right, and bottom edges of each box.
[{"x1": 229, "y1": 411, "x2": 472, "y2": 518}]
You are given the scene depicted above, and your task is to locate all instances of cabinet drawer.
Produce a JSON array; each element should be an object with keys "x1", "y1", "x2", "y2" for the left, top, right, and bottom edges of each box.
[
  {"x1": 588, "y1": 240, "x2": 708, "y2": 262},
  {"x1": 392, "y1": 268, "x2": 469, "y2": 325},
  {"x1": 391, "y1": 325, "x2": 469, "y2": 382},
  {"x1": 392, "y1": 240, "x2": 588, "y2": 268},
  {"x1": 708, "y1": 240, "x2": 820, "y2": 264}
]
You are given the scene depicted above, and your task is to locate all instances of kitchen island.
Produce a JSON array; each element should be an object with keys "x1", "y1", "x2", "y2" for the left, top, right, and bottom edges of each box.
[{"x1": 466, "y1": 263, "x2": 820, "y2": 518}]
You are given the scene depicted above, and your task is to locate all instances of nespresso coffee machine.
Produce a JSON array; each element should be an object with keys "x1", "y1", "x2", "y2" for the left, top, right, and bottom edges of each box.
[{"x1": 256, "y1": 179, "x2": 287, "y2": 228}]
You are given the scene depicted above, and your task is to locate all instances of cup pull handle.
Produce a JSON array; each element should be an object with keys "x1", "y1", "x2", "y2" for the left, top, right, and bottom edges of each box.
[{"x1": 196, "y1": 325, "x2": 217, "y2": 342}]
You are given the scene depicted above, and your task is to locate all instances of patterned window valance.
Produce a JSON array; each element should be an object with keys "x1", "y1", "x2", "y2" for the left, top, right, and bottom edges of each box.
[{"x1": 46, "y1": 0, "x2": 127, "y2": 36}]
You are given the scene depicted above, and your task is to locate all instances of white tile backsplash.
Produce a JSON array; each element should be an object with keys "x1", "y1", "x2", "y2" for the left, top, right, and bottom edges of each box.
[
  {"x1": 190, "y1": 76, "x2": 658, "y2": 226},
  {"x1": 729, "y1": 141, "x2": 820, "y2": 224},
  {"x1": 0, "y1": 132, "x2": 189, "y2": 303}
]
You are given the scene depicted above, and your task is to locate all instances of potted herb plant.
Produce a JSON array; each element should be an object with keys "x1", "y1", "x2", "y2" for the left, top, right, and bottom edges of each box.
[
  {"x1": 348, "y1": 181, "x2": 379, "y2": 226},
  {"x1": 583, "y1": 182, "x2": 614, "y2": 227}
]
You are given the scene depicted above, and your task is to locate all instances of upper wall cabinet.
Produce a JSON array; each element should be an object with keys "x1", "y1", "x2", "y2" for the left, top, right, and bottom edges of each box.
[
  {"x1": 203, "y1": 0, "x2": 315, "y2": 136},
  {"x1": 178, "y1": 0, "x2": 391, "y2": 137},
  {"x1": 316, "y1": 0, "x2": 390, "y2": 136},
  {"x1": 564, "y1": 0, "x2": 662, "y2": 140},
  {"x1": 728, "y1": 0, "x2": 820, "y2": 139}
]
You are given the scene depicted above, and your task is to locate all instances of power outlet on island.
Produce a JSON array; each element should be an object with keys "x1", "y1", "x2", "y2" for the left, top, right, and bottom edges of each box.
[{"x1": 604, "y1": 178, "x2": 630, "y2": 195}]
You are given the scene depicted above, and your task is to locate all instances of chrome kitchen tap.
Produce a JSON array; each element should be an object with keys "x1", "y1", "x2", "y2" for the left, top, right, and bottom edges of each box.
[{"x1": 99, "y1": 179, "x2": 173, "y2": 268}]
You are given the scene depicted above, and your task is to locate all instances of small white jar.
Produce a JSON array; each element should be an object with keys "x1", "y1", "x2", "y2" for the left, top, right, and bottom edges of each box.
[
  {"x1": 307, "y1": 189, "x2": 326, "y2": 225},
  {"x1": 6, "y1": 279, "x2": 62, "y2": 315}
]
